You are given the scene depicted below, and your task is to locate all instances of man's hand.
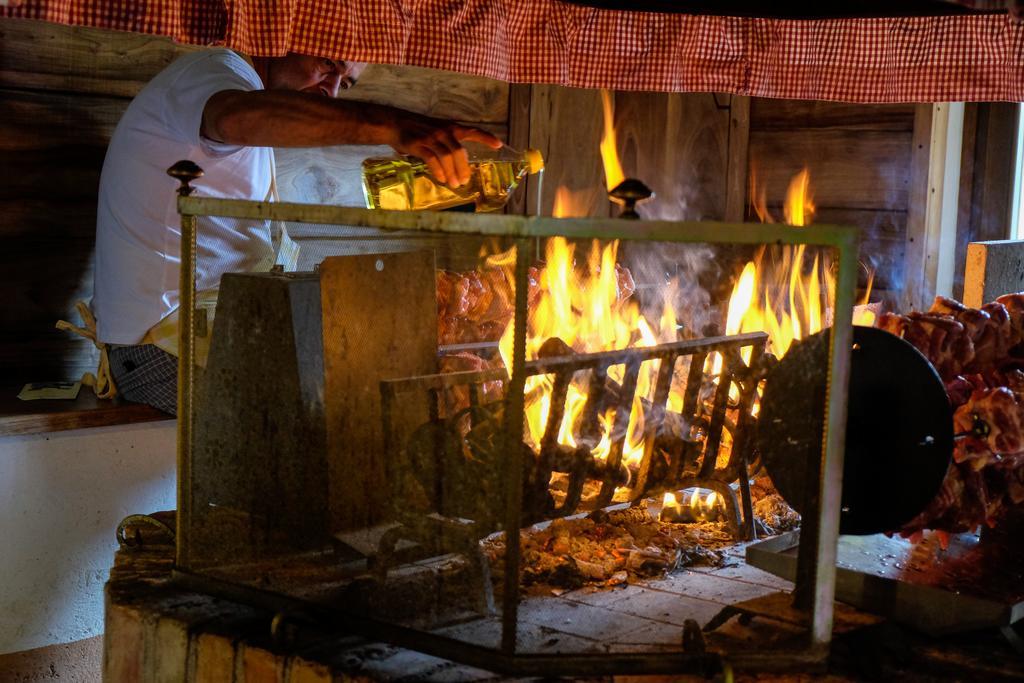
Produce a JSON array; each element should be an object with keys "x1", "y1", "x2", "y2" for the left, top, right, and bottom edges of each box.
[{"x1": 386, "y1": 112, "x2": 503, "y2": 188}]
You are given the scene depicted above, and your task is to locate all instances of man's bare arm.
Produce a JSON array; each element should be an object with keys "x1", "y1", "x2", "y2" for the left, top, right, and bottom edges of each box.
[{"x1": 202, "y1": 89, "x2": 501, "y2": 186}]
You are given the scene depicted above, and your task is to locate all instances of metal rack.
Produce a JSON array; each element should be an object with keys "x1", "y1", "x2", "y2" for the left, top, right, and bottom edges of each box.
[{"x1": 166, "y1": 160, "x2": 859, "y2": 675}]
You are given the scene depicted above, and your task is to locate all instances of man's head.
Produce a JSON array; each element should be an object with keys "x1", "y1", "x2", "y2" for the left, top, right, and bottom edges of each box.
[{"x1": 256, "y1": 53, "x2": 367, "y2": 97}]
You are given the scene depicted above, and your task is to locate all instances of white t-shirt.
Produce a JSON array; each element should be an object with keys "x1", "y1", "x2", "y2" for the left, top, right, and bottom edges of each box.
[{"x1": 93, "y1": 48, "x2": 275, "y2": 345}]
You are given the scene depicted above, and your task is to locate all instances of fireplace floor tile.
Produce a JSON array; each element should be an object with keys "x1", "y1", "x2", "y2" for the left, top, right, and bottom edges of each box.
[
  {"x1": 603, "y1": 620, "x2": 694, "y2": 652},
  {"x1": 644, "y1": 569, "x2": 779, "y2": 604},
  {"x1": 597, "y1": 586, "x2": 725, "y2": 627},
  {"x1": 352, "y1": 647, "x2": 494, "y2": 682},
  {"x1": 517, "y1": 596, "x2": 655, "y2": 642},
  {"x1": 691, "y1": 560, "x2": 796, "y2": 590},
  {"x1": 557, "y1": 583, "x2": 645, "y2": 608}
]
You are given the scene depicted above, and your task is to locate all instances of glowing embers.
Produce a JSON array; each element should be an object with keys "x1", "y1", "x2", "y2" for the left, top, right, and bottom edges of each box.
[{"x1": 660, "y1": 488, "x2": 725, "y2": 523}]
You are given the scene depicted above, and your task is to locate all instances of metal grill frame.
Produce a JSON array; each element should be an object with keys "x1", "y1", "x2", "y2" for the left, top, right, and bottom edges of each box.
[
  {"x1": 382, "y1": 331, "x2": 768, "y2": 538},
  {"x1": 169, "y1": 183, "x2": 858, "y2": 675}
]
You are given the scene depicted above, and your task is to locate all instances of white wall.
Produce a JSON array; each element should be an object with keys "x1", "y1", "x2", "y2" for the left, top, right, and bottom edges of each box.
[{"x1": 0, "y1": 421, "x2": 176, "y2": 654}]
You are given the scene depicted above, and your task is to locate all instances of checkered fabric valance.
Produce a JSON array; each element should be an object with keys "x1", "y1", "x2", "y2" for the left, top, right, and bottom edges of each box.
[{"x1": 4, "y1": 0, "x2": 1024, "y2": 102}]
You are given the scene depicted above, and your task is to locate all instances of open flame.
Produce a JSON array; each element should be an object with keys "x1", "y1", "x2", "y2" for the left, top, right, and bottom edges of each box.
[
  {"x1": 599, "y1": 89, "x2": 625, "y2": 193},
  {"x1": 726, "y1": 167, "x2": 875, "y2": 358},
  {"x1": 784, "y1": 169, "x2": 815, "y2": 227},
  {"x1": 479, "y1": 110, "x2": 877, "y2": 506},
  {"x1": 495, "y1": 235, "x2": 676, "y2": 470},
  {"x1": 661, "y1": 489, "x2": 722, "y2": 522},
  {"x1": 490, "y1": 97, "x2": 673, "y2": 472}
]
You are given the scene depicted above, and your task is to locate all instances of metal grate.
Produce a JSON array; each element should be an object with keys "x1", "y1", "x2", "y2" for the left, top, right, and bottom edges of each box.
[{"x1": 381, "y1": 331, "x2": 768, "y2": 541}]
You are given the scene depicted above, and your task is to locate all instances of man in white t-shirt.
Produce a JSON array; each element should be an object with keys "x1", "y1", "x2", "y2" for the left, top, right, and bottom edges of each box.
[{"x1": 92, "y1": 49, "x2": 500, "y2": 414}]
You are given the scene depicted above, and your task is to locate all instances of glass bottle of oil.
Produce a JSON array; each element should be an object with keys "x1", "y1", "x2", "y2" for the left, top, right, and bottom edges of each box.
[{"x1": 362, "y1": 143, "x2": 544, "y2": 212}]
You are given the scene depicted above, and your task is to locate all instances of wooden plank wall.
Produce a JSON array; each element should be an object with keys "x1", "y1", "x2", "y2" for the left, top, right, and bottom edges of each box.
[
  {"x1": 0, "y1": 19, "x2": 193, "y2": 386},
  {"x1": 516, "y1": 91, "x2": 1016, "y2": 312},
  {"x1": 512, "y1": 89, "x2": 928, "y2": 310},
  {"x1": 747, "y1": 99, "x2": 918, "y2": 301},
  {"x1": 514, "y1": 86, "x2": 739, "y2": 222},
  {"x1": 509, "y1": 86, "x2": 742, "y2": 334}
]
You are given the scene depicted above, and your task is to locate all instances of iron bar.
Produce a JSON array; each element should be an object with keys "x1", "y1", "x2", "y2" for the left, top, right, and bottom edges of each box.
[
  {"x1": 170, "y1": 165, "x2": 200, "y2": 571},
  {"x1": 382, "y1": 334, "x2": 765, "y2": 396},
  {"x1": 808, "y1": 240, "x2": 858, "y2": 648},
  {"x1": 631, "y1": 353, "x2": 677, "y2": 496},
  {"x1": 500, "y1": 238, "x2": 532, "y2": 655},
  {"x1": 176, "y1": 196, "x2": 857, "y2": 250},
  {"x1": 579, "y1": 364, "x2": 609, "y2": 449},
  {"x1": 539, "y1": 372, "x2": 572, "y2": 458},
  {"x1": 382, "y1": 331, "x2": 767, "y2": 532},
  {"x1": 597, "y1": 358, "x2": 642, "y2": 507},
  {"x1": 699, "y1": 361, "x2": 734, "y2": 479},
  {"x1": 174, "y1": 185, "x2": 857, "y2": 672},
  {"x1": 729, "y1": 344, "x2": 765, "y2": 540},
  {"x1": 540, "y1": 370, "x2": 573, "y2": 515}
]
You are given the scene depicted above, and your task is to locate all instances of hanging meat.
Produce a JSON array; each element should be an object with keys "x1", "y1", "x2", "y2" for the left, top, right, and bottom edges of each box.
[
  {"x1": 436, "y1": 267, "x2": 531, "y2": 346},
  {"x1": 876, "y1": 293, "x2": 1024, "y2": 541},
  {"x1": 436, "y1": 262, "x2": 635, "y2": 347}
]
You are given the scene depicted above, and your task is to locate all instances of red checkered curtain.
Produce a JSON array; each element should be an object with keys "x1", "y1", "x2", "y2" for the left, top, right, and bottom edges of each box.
[
  {"x1": 4, "y1": 0, "x2": 1024, "y2": 102},
  {"x1": 0, "y1": 0, "x2": 225, "y2": 45}
]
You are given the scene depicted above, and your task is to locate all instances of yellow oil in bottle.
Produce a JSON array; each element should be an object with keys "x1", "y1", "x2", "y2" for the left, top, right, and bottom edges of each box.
[{"x1": 362, "y1": 147, "x2": 543, "y2": 212}]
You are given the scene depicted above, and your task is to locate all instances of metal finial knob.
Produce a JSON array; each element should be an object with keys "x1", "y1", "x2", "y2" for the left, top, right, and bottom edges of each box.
[
  {"x1": 609, "y1": 178, "x2": 654, "y2": 219},
  {"x1": 167, "y1": 160, "x2": 204, "y2": 196}
]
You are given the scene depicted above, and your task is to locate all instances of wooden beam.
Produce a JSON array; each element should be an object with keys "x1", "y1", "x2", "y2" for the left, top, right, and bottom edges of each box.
[
  {"x1": 0, "y1": 389, "x2": 169, "y2": 437},
  {"x1": 953, "y1": 103, "x2": 980, "y2": 300},
  {"x1": 903, "y1": 104, "x2": 932, "y2": 310},
  {"x1": 955, "y1": 104, "x2": 1020, "y2": 302},
  {"x1": 338, "y1": 64, "x2": 509, "y2": 125},
  {"x1": 902, "y1": 103, "x2": 963, "y2": 310},
  {"x1": 0, "y1": 69, "x2": 147, "y2": 98},
  {"x1": 0, "y1": 18, "x2": 192, "y2": 92},
  {"x1": 0, "y1": 87, "x2": 126, "y2": 152},
  {"x1": 972, "y1": 104, "x2": 1019, "y2": 243},
  {"x1": 525, "y1": 85, "x2": 610, "y2": 218},
  {"x1": 935, "y1": 103, "x2": 965, "y2": 298},
  {"x1": 506, "y1": 83, "x2": 533, "y2": 216},
  {"x1": 724, "y1": 95, "x2": 750, "y2": 222}
]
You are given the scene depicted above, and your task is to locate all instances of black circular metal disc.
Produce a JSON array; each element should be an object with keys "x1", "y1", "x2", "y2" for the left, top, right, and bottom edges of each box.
[{"x1": 757, "y1": 326, "x2": 953, "y2": 535}]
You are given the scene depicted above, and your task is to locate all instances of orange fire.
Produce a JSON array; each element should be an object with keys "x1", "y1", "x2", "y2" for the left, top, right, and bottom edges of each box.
[
  {"x1": 481, "y1": 107, "x2": 876, "y2": 500},
  {"x1": 495, "y1": 236, "x2": 675, "y2": 468},
  {"x1": 599, "y1": 90, "x2": 625, "y2": 193},
  {"x1": 726, "y1": 167, "x2": 875, "y2": 358},
  {"x1": 491, "y1": 97, "x2": 690, "y2": 471}
]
